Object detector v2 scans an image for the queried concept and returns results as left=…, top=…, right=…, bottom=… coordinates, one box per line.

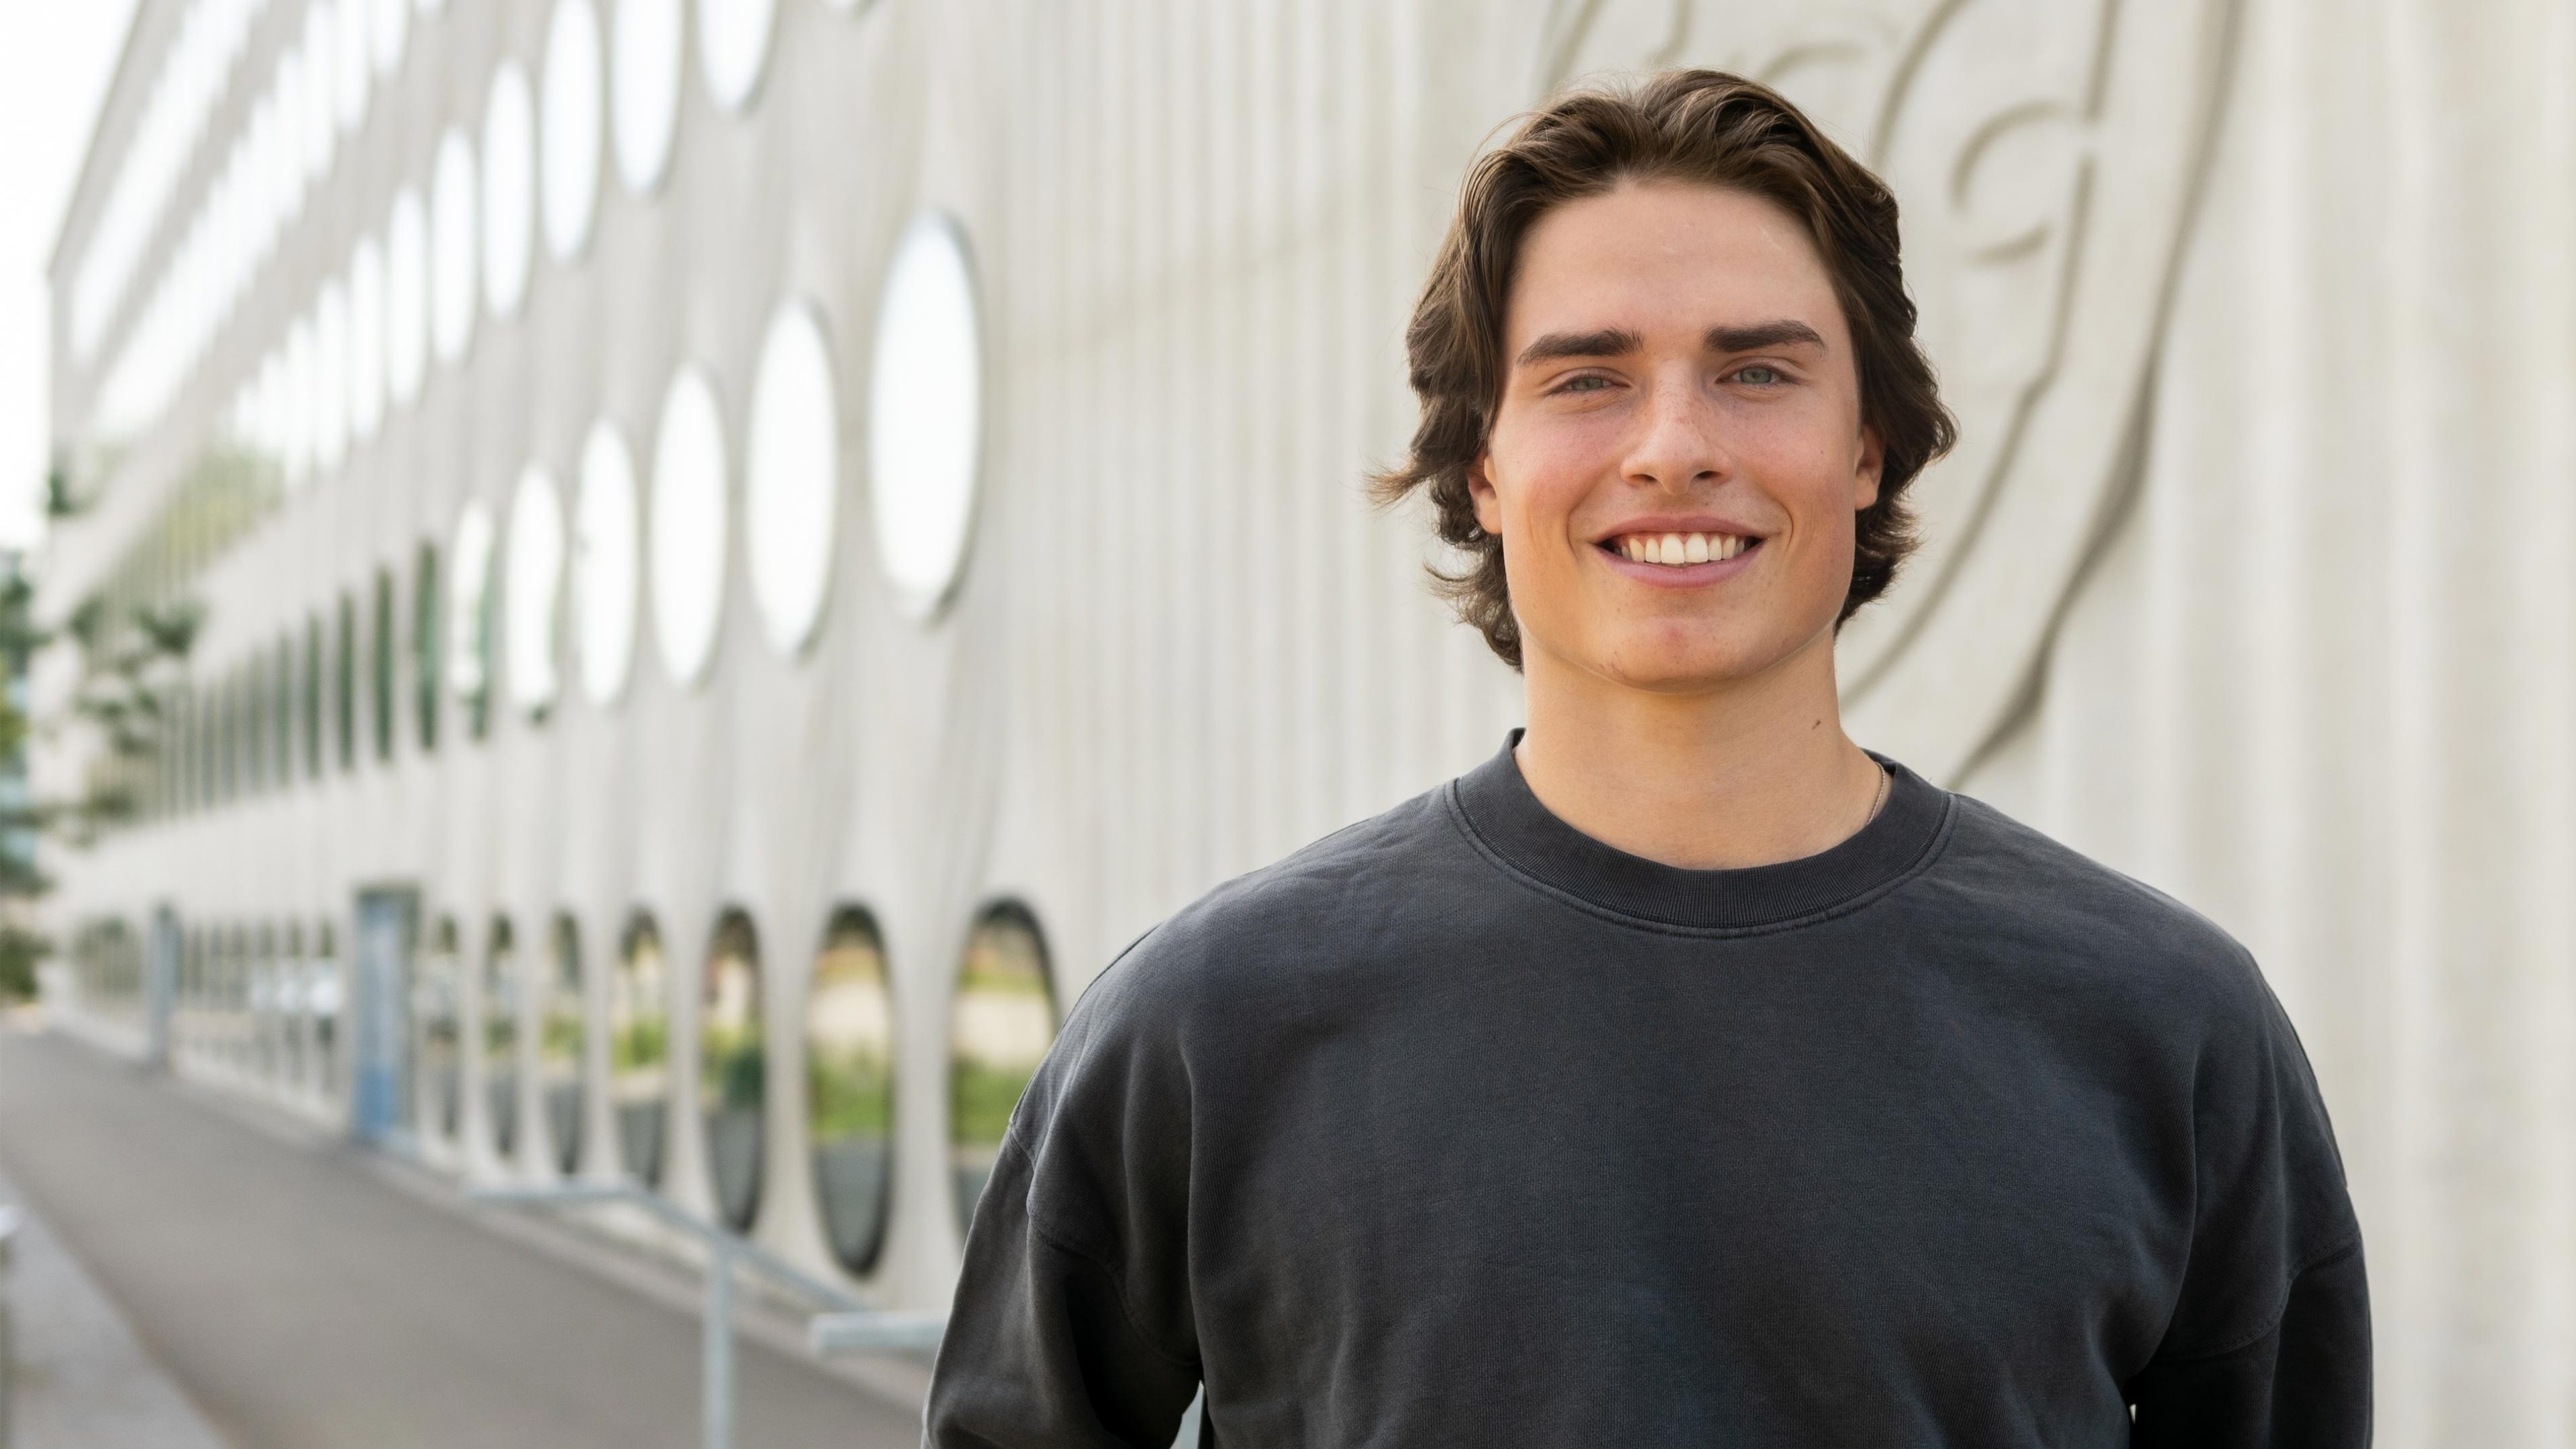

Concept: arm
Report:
left=924, top=1136, right=1201, bottom=1448
left=926, top=943, right=1205, bottom=1448
left=2129, top=963, right=2371, bottom=1447
left=2128, top=1239, right=2371, bottom=1448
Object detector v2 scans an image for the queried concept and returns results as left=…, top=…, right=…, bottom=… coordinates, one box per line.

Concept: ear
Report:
left=1851, top=423, right=1885, bottom=511
left=1469, top=449, right=1504, bottom=536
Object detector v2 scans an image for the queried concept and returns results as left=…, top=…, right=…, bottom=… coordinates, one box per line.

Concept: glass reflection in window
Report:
left=252, top=925, right=278, bottom=1079
left=543, top=916, right=585, bottom=1175
left=610, top=914, right=668, bottom=1184
left=868, top=215, right=984, bottom=618
left=696, top=0, right=775, bottom=113
left=485, top=917, right=521, bottom=1159
left=649, top=365, right=727, bottom=684
left=449, top=501, right=497, bottom=738
left=274, top=635, right=295, bottom=782
left=949, top=903, right=1056, bottom=1232
left=414, top=541, right=441, bottom=749
left=372, top=568, right=397, bottom=760
left=540, top=0, right=604, bottom=260
left=281, top=923, right=309, bottom=1088
left=610, top=0, right=682, bottom=195
left=807, top=908, right=894, bottom=1274
left=575, top=420, right=639, bottom=704
left=701, top=911, right=763, bottom=1230
left=419, top=916, right=462, bottom=1141
left=313, top=920, right=343, bottom=1101
left=481, top=62, right=537, bottom=319
left=335, top=592, right=358, bottom=769
left=506, top=464, right=566, bottom=718
left=745, top=298, right=838, bottom=653
left=305, top=614, right=326, bottom=779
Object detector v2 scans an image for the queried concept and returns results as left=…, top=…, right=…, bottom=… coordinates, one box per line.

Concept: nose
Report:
left=1620, top=364, right=1728, bottom=495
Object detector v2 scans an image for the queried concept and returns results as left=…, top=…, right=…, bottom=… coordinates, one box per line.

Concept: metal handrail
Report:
left=808, top=1307, right=949, bottom=1354
left=468, top=1181, right=945, bottom=1449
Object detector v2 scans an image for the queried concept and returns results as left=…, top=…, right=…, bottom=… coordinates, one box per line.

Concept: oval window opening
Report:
left=485, top=916, right=521, bottom=1160
left=868, top=216, right=984, bottom=619
left=313, top=921, right=343, bottom=1100
left=807, top=907, right=894, bottom=1275
left=281, top=922, right=309, bottom=1089
left=702, top=911, right=765, bottom=1230
left=506, top=464, right=567, bottom=718
left=949, top=902, right=1056, bottom=1234
left=745, top=299, right=838, bottom=654
left=420, top=916, right=463, bottom=1143
left=649, top=365, right=727, bottom=684
left=610, top=0, right=682, bottom=195
left=575, top=419, right=640, bottom=704
left=431, top=127, right=478, bottom=362
left=449, top=501, right=498, bottom=738
left=543, top=915, right=586, bottom=1175
left=696, top=0, right=776, bottom=113
left=252, top=925, right=279, bottom=1080
left=540, top=0, right=604, bottom=260
left=610, top=913, right=669, bottom=1185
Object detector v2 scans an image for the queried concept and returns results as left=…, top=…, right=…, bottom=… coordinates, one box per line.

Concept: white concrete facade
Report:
left=37, top=0, right=2571, bottom=1440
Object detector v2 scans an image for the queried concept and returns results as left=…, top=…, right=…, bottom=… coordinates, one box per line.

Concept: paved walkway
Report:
left=1, top=1156, right=225, bottom=1449
left=0, top=1029, right=924, bottom=1449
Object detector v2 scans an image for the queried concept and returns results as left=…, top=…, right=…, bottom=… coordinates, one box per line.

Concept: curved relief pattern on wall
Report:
left=1536, top=0, right=2239, bottom=782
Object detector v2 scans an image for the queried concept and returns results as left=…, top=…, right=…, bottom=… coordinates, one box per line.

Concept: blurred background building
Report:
left=25, top=0, right=2572, bottom=1444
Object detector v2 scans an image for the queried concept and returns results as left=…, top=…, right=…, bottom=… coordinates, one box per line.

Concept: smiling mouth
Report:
left=1599, top=531, right=1761, bottom=567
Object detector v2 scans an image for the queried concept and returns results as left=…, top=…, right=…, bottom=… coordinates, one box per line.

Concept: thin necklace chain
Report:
left=1864, top=761, right=1891, bottom=825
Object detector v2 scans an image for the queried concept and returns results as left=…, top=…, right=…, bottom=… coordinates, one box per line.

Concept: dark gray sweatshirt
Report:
left=926, top=734, right=2369, bottom=1447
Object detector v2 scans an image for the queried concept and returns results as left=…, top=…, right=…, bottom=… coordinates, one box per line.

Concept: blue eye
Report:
left=1558, top=376, right=1611, bottom=394
left=1733, top=365, right=1784, bottom=386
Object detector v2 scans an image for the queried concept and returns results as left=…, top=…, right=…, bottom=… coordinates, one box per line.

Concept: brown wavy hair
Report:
left=1373, top=70, right=1956, bottom=669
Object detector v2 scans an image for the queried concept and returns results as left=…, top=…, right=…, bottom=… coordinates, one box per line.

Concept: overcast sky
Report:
left=0, top=1, right=143, bottom=554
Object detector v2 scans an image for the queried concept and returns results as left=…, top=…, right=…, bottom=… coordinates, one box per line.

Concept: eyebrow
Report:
left=1514, top=328, right=1642, bottom=366
left=1706, top=320, right=1826, bottom=353
left=1513, top=320, right=1828, bottom=369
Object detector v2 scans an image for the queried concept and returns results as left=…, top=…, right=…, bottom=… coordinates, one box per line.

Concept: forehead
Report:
left=1505, top=180, right=1846, bottom=348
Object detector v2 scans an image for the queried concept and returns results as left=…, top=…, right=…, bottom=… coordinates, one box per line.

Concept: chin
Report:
left=1592, top=633, right=1778, bottom=692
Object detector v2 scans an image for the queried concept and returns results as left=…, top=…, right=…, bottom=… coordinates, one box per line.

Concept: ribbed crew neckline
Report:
left=1448, top=729, right=1952, bottom=931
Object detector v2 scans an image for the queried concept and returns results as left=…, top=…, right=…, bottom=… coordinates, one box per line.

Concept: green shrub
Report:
left=0, top=924, right=50, bottom=1002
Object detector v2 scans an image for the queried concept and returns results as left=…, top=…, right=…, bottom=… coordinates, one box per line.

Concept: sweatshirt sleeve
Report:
left=926, top=950, right=1203, bottom=1448
left=2127, top=967, right=2371, bottom=1447
left=2127, top=1242, right=2369, bottom=1448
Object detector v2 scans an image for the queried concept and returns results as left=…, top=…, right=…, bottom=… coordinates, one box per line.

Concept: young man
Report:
left=927, top=71, right=2368, bottom=1447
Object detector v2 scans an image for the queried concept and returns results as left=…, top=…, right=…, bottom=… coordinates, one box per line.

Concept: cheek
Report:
left=1490, top=419, right=1611, bottom=532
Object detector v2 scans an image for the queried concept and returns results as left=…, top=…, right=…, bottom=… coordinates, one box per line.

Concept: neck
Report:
left=1513, top=629, right=1885, bottom=870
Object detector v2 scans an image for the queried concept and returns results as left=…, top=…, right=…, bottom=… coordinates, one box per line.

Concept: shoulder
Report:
left=1056, top=782, right=1468, bottom=1038
left=1903, top=790, right=2275, bottom=1025
left=1008, top=784, right=1463, bottom=1155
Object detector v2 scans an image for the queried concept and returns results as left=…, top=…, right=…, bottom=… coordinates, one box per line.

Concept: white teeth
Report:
left=1613, top=531, right=1754, bottom=567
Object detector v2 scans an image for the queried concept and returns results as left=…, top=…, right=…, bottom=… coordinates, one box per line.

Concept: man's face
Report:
left=1472, top=180, right=1882, bottom=693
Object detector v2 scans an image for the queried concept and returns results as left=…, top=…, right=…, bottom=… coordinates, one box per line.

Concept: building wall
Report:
left=1963, top=0, right=2576, bottom=1438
